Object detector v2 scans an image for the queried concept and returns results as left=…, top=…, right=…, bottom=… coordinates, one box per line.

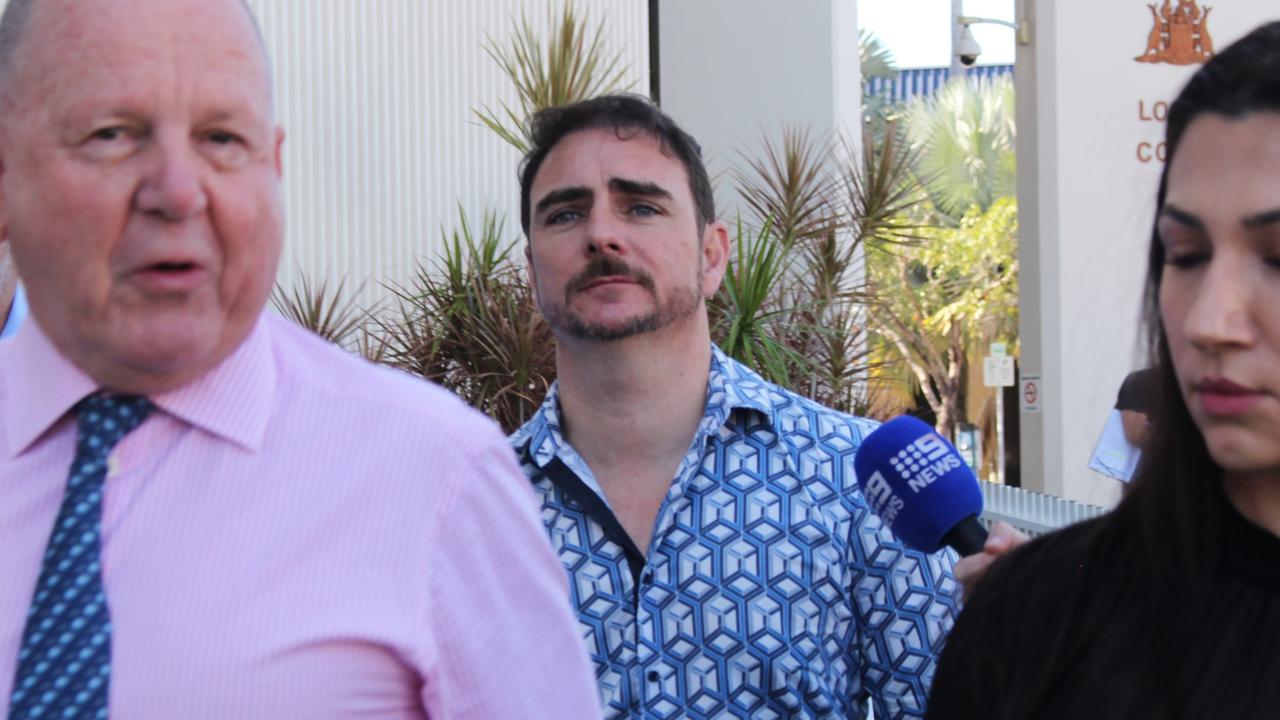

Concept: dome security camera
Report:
left=956, top=25, right=982, bottom=66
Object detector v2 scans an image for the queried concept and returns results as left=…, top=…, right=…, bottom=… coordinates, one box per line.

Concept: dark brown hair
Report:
left=517, top=93, right=716, bottom=236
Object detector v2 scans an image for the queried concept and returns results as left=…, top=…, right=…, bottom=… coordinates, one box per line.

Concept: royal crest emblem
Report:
left=1136, top=0, right=1215, bottom=64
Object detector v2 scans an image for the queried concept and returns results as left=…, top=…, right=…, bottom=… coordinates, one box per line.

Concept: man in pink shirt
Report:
left=0, top=0, right=601, bottom=718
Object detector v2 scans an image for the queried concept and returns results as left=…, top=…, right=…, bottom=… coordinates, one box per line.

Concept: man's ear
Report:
left=700, top=220, right=731, bottom=298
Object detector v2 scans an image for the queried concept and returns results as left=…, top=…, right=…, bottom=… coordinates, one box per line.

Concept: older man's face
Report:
left=0, top=0, right=284, bottom=393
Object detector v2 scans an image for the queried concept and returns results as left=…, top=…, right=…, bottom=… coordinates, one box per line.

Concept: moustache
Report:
left=566, top=255, right=657, bottom=296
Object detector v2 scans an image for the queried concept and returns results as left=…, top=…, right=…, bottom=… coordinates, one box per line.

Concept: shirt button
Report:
left=640, top=569, right=653, bottom=585
left=647, top=670, right=660, bottom=683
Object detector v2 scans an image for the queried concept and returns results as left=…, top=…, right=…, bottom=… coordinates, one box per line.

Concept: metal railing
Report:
left=977, top=481, right=1108, bottom=537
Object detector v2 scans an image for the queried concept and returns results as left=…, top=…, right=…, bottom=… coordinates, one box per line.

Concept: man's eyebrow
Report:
left=1242, top=207, right=1280, bottom=229
left=609, top=178, right=672, bottom=199
left=1160, top=204, right=1206, bottom=232
left=534, top=187, right=592, bottom=216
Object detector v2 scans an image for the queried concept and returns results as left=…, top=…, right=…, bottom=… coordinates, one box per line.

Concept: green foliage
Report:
left=474, top=1, right=631, bottom=153
left=874, top=198, right=1018, bottom=345
left=715, top=124, right=929, bottom=413
left=734, top=127, right=841, bottom=247
left=859, top=30, right=902, bottom=147
left=271, top=274, right=365, bottom=347
left=867, top=198, right=1019, bottom=435
left=369, top=208, right=555, bottom=434
left=845, top=128, right=929, bottom=250
left=855, top=74, right=1020, bottom=431
left=859, top=30, right=899, bottom=83
left=712, top=218, right=811, bottom=386
left=917, top=198, right=1019, bottom=347
left=906, top=76, right=1016, bottom=223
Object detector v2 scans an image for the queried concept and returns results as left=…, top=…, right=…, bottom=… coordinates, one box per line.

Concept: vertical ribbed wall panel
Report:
left=245, top=0, right=651, bottom=310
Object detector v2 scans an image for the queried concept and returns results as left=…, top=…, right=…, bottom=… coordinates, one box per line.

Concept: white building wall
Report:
left=244, top=0, right=650, bottom=310
left=657, top=0, right=861, bottom=223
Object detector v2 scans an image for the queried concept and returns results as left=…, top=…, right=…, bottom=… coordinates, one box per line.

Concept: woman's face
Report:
left=1159, top=111, right=1280, bottom=481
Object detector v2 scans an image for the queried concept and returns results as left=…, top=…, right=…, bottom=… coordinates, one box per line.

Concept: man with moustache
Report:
left=510, top=94, right=961, bottom=719
left=0, top=0, right=600, bottom=718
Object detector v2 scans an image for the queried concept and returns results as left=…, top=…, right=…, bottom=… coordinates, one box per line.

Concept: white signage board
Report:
left=1020, top=374, right=1041, bottom=414
left=983, top=356, right=1016, bottom=387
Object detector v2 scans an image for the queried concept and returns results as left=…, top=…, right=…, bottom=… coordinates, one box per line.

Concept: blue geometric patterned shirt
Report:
left=510, top=346, right=961, bottom=719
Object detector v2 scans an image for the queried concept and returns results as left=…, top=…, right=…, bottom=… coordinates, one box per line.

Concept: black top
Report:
left=1115, top=368, right=1159, bottom=414
left=926, top=486, right=1280, bottom=720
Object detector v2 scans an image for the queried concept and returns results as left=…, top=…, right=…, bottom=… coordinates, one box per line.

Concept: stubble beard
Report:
left=541, top=254, right=703, bottom=342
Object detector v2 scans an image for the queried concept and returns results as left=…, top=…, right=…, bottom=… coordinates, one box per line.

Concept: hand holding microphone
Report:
left=854, top=416, right=1030, bottom=595
left=853, top=415, right=989, bottom=555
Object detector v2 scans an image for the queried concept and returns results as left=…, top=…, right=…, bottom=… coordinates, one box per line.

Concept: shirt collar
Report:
left=2, top=313, right=276, bottom=459
left=705, top=344, right=776, bottom=428
left=151, top=315, right=276, bottom=453
left=511, top=343, right=778, bottom=469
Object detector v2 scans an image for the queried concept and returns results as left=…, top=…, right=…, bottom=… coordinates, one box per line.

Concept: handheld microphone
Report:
left=853, top=416, right=989, bottom=556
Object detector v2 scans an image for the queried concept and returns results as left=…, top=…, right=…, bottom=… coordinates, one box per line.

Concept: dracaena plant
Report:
left=271, top=273, right=366, bottom=348
left=474, top=1, right=631, bottom=153
left=715, top=123, right=927, bottom=414
left=369, top=208, right=555, bottom=434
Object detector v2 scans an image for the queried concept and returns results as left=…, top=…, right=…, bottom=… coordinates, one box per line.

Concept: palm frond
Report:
left=906, top=75, right=1016, bottom=221
left=271, top=273, right=365, bottom=347
left=733, top=126, right=842, bottom=248
left=713, top=217, right=813, bottom=386
left=370, top=208, right=554, bottom=434
left=859, top=29, right=899, bottom=83
left=474, top=1, right=631, bottom=152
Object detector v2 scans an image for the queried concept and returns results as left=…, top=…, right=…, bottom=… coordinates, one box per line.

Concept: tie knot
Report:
left=75, top=394, right=154, bottom=458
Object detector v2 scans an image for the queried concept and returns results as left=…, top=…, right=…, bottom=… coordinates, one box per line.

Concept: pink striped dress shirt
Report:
left=0, top=313, right=602, bottom=719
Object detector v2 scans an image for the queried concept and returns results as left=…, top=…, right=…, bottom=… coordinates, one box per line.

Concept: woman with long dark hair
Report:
left=927, top=21, right=1280, bottom=720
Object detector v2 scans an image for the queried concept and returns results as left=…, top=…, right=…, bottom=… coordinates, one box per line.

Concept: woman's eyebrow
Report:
left=1160, top=203, right=1205, bottom=231
left=1242, top=207, right=1280, bottom=229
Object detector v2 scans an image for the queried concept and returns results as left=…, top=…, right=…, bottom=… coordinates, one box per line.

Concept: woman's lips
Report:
left=1193, top=378, right=1266, bottom=417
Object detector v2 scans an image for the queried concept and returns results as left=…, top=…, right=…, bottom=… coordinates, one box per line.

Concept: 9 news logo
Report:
left=891, top=432, right=962, bottom=493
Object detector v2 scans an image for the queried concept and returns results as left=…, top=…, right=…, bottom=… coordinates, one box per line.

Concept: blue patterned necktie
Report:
left=8, top=394, right=153, bottom=720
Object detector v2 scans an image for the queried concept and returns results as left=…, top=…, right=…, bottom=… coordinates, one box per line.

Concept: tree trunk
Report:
left=933, top=344, right=965, bottom=441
